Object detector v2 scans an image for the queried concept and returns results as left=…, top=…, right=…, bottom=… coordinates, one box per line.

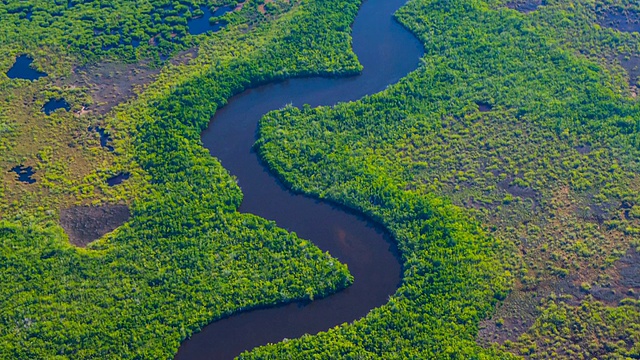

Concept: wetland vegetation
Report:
left=1, top=0, right=640, bottom=358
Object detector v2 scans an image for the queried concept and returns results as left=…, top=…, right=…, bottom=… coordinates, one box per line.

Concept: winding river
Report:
left=176, top=0, right=423, bottom=358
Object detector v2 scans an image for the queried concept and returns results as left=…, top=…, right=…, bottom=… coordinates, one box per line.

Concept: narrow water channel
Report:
left=176, top=0, right=423, bottom=358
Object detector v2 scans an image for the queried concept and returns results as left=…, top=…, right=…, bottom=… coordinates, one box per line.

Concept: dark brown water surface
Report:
left=176, top=0, right=423, bottom=358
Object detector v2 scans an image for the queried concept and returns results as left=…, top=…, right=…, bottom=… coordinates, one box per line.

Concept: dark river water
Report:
left=176, top=0, right=423, bottom=358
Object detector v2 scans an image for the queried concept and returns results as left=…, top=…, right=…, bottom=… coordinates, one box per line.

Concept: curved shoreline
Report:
left=176, top=0, right=423, bottom=358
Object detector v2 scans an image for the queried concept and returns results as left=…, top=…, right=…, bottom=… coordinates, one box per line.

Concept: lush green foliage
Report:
left=0, top=0, right=290, bottom=63
left=248, top=0, right=640, bottom=357
left=3, top=0, right=640, bottom=357
left=504, top=297, right=640, bottom=358
left=0, top=0, right=362, bottom=357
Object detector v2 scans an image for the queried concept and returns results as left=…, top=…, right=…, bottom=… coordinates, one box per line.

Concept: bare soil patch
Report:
left=590, top=247, right=640, bottom=302
left=59, top=61, right=160, bottom=115
left=600, top=9, right=640, bottom=33
left=60, top=205, right=130, bottom=247
left=57, top=49, right=198, bottom=116
left=498, top=176, right=539, bottom=208
left=480, top=248, right=640, bottom=347
left=575, top=143, right=591, bottom=155
left=478, top=275, right=581, bottom=346
left=506, top=0, right=543, bottom=14
left=477, top=288, right=539, bottom=345
left=618, top=54, right=640, bottom=88
left=170, top=48, right=199, bottom=66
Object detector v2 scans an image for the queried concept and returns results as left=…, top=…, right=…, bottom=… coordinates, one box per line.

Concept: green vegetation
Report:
left=1, top=0, right=362, bottom=357
left=503, top=297, right=640, bottom=358
left=2, top=0, right=640, bottom=357
left=0, top=0, right=295, bottom=64
left=248, top=0, right=640, bottom=357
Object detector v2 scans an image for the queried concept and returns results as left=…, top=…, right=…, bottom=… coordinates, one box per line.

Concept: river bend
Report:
left=176, top=0, right=423, bottom=358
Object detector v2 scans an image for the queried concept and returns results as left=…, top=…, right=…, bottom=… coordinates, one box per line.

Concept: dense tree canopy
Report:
left=2, top=0, right=640, bottom=357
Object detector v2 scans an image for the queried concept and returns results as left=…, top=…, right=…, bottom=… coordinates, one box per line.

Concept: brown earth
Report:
left=479, top=246, right=639, bottom=347
left=618, top=54, right=640, bottom=89
left=600, top=9, right=640, bottom=34
left=258, top=0, right=274, bottom=14
left=57, top=61, right=160, bottom=115
left=506, top=0, right=543, bottom=14
left=57, top=49, right=197, bottom=116
left=478, top=183, right=640, bottom=346
left=60, top=205, right=130, bottom=247
left=478, top=275, right=582, bottom=346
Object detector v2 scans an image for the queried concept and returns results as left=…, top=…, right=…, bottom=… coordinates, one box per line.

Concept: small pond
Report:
left=476, top=101, right=493, bottom=112
left=6, top=55, right=47, bottom=80
left=43, top=99, right=71, bottom=115
left=10, top=165, right=36, bottom=184
left=89, top=126, right=115, bottom=152
left=187, top=6, right=232, bottom=35
left=107, top=173, right=130, bottom=186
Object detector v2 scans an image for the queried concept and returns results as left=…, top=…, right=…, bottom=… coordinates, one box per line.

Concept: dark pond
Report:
left=6, top=55, right=47, bottom=80
left=107, top=173, right=130, bottom=186
left=177, top=0, right=424, bottom=358
left=187, top=6, right=233, bottom=35
left=10, top=165, right=36, bottom=184
left=89, top=126, right=115, bottom=151
left=477, top=101, right=493, bottom=112
left=43, top=98, right=71, bottom=115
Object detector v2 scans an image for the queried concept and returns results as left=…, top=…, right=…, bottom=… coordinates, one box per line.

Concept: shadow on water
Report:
left=176, top=0, right=424, bottom=359
left=187, top=6, right=233, bottom=35
left=43, top=99, right=71, bottom=115
left=6, top=55, right=47, bottom=80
